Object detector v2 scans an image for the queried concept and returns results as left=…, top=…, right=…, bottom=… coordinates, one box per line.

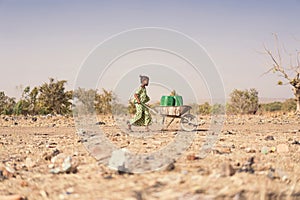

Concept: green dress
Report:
left=130, top=86, right=152, bottom=126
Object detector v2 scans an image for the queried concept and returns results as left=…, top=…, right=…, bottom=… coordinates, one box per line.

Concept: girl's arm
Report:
left=134, top=93, right=141, bottom=104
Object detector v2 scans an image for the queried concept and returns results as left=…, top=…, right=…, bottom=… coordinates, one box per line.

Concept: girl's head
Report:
left=140, top=75, right=149, bottom=86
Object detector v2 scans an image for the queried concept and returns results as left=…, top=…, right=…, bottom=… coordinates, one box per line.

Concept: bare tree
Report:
left=263, top=34, right=300, bottom=114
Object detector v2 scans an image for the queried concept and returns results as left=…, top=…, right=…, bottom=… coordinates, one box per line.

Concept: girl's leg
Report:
left=130, top=104, right=144, bottom=126
left=144, top=108, right=152, bottom=131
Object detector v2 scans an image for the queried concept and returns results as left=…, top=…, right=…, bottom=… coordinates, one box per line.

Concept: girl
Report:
left=128, top=75, right=152, bottom=131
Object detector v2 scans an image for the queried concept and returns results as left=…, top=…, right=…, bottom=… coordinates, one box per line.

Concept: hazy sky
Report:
left=1, top=0, right=300, bottom=102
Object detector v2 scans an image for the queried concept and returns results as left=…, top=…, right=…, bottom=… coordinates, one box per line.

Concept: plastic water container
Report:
left=160, top=96, right=175, bottom=106
left=174, top=96, right=183, bottom=106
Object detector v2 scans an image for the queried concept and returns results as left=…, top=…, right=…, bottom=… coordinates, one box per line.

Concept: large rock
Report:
left=276, top=144, right=289, bottom=153
left=220, top=163, right=235, bottom=177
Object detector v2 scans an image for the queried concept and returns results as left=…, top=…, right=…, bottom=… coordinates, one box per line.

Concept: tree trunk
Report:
left=296, top=94, right=300, bottom=114
left=295, top=88, right=300, bottom=114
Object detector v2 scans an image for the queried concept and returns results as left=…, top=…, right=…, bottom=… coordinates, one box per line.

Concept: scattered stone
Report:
left=261, top=146, right=269, bottom=155
left=44, top=149, right=60, bottom=160
left=269, top=146, right=276, bottom=153
left=39, top=190, right=48, bottom=198
left=46, top=142, right=57, bottom=148
left=265, top=135, right=275, bottom=141
left=281, top=175, right=289, bottom=182
left=238, top=157, right=255, bottom=174
left=25, top=157, right=36, bottom=168
left=291, top=140, right=300, bottom=145
left=276, top=144, right=289, bottom=153
left=96, top=121, right=106, bottom=125
left=267, top=168, right=276, bottom=179
left=32, top=117, right=37, bottom=122
left=245, top=147, right=256, bottom=153
left=198, top=120, right=205, bottom=126
left=0, top=195, right=26, bottom=200
left=186, top=154, right=198, bottom=161
left=220, top=163, right=235, bottom=177
left=108, top=148, right=128, bottom=172
left=165, top=162, right=175, bottom=171
left=233, top=190, right=246, bottom=200
left=213, top=147, right=232, bottom=154
left=20, top=180, right=28, bottom=187
left=181, top=170, right=188, bottom=175
left=66, top=187, right=75, bottom=195
left=133, top=191, right=143, bottom=200
left=224, top=130, right=236, bottom=135
left=267, top=168, right=290, bottom=182
left=49, top=154, right=78, bottom=174
left=0, top=170, right=5, bottom=181
left=0, top=164, right=16, bottom=179
left=222, top=147, right=232, bottom=154
left=77, top=138, right=88, bottom=143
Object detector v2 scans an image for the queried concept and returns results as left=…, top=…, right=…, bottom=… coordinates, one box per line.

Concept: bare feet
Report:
left=127, top=121, right=132, bottom=131
left=128, top=124, right=133, bottom=132
left=145, top=126, right=150, bottom=132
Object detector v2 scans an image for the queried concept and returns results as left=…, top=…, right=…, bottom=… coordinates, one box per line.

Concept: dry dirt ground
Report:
left=0, top=114, right=300, bottom=200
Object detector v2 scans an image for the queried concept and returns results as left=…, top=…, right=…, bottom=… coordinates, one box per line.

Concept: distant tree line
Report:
left=73, top=87, right=117, bottom=115
left=0, top=79, right=297, bottom=116
left=1, top=78, right=74, bottom=115
left=259, top=98, right=296, bottom=113
left=0, top=78, right=117, bottom=116
left=195, top=88, right=296, bottom=115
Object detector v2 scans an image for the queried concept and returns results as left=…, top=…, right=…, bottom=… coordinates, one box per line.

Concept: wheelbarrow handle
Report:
left=140, top=103, right=159, bottom=115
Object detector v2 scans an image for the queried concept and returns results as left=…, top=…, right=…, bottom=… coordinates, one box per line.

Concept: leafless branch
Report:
left=273, top=33, right=282, bottom=67
left=263, top=45, right=292, bottom=82
left=297, top=51, right=300, bottom=70
left=261, top=67, right=275, bottom=77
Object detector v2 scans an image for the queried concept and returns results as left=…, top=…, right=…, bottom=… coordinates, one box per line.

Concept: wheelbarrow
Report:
left=141, top=103, right=198, bottom=131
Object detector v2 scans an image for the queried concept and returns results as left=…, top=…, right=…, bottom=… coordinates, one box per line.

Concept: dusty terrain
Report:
left=0, top=114, right=300, bottom=200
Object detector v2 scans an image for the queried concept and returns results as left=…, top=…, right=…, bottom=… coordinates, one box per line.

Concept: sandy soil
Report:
left=0, top=114, right=299, bottom=200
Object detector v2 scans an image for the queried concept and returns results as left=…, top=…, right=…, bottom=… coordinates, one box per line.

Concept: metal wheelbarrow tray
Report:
left=155, top=105, right=198, bottom=131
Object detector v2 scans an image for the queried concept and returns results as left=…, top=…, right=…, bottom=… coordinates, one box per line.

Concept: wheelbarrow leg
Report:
left=165, top=117, right=175, bottom=129
left=161, top=116, right=166, bottom=130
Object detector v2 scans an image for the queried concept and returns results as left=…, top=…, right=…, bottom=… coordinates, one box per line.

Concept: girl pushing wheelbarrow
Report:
left=128, top=75, right=152, bottom=131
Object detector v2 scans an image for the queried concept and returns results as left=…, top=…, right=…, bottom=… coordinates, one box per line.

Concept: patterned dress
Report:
left=130, top=86, right=152, bottom=126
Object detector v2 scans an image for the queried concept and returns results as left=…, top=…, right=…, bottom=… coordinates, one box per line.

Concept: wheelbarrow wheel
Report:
left=180, top=114, right=197, bottom=131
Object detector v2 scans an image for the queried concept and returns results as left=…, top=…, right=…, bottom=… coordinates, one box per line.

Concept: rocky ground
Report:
left=0, top=114, right=299, bottom=200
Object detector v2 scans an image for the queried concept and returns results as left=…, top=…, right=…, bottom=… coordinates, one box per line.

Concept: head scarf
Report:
left=140, top=75, right=149, bottom=83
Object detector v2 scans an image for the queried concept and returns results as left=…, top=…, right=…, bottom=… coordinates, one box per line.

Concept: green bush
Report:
left=74, top=88, right=116, bottom=115
left=227, top=88, right=259, bottom=114
left=260, top=98, right=296, bottom=113
left=211, top=103, right=225, bottom=114
left=0, top=91, right=16, bottom=115
left=282, top=98, right=296, bottom=112
left=198, top=102, right=211, bottom=115
left=38, top=78, right=72, bottom=115
left=262, top=102, right=282, bottom=112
